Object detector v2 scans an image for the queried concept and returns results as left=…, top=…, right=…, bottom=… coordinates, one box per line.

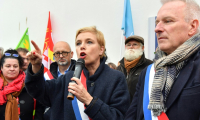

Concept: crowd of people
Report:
left=0, top=0, right=200, bottom=120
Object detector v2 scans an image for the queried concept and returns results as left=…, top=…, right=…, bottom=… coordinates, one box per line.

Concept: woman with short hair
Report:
left=25, top=26, right=130, bottom=120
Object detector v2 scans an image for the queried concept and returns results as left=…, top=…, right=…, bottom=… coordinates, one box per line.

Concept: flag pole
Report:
left=120, top=31, right=124, bottom=59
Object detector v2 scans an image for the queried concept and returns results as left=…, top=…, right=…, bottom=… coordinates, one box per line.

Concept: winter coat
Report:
left=0, top=87, right=45, bottom=120
left=25, top=57, right=130, bottom=120
left=117, top=53, right=152, bottom=101
left=125, top=48, right=200, bottom=120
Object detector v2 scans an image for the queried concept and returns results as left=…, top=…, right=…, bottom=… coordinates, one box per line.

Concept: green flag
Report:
left=16, top=28, right=31, bottom=51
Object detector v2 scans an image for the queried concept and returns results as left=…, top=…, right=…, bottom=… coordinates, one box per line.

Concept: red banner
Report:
left=42, top=11, right=54, bottom=73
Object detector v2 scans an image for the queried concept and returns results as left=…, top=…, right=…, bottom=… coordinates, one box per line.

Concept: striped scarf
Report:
left=148, top=33, right=200, bottom=116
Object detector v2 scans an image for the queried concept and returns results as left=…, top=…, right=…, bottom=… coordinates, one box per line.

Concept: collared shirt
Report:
left=57, top=63, right=71, bottom=77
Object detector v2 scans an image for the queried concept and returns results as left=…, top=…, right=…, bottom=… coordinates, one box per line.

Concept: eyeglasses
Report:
left=53, top=51, right=71, bottom=58
left=126, top=43, right=140, bottom=48
left=4, top=53, right=19, bottom=57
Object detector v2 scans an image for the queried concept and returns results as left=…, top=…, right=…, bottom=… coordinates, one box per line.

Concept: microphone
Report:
left=67, top=58, right=85, bottom=100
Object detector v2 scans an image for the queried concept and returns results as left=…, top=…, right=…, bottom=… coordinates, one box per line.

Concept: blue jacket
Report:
left=125, top=48, right=200, bottom=120
left=25, top=57, right=130, bottom=120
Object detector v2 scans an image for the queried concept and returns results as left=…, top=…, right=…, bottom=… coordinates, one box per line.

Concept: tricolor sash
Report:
left=72, top=71, right=91, bottom=120
left=44, top=70, right=54, bottom=80
left=143, top=64, right=169, bottom=120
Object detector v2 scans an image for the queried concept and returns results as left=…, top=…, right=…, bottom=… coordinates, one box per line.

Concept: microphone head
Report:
left=76, top=58, right=85, bottom=66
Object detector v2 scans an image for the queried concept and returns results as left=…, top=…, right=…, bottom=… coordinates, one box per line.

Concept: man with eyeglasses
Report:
left=16, top=48, right=30, bottom=73
left=50, top=41, right=76, bottom=79
left=44, top=41, right=76, bottom=120
left=117, top=35, right=152, bottom=101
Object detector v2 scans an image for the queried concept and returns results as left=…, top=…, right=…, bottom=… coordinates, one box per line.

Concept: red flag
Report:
left=42, top=11, right=54, bottom=73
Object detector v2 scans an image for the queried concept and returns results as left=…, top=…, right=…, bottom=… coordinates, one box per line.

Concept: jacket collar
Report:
left=83, top=57, right=107, bottom=81
left=50, top=59, right=76, bottom=78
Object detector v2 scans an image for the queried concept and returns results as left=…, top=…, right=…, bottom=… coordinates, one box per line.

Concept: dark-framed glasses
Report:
left=53, top=51, right=71, bottom=58
left=4, top=53, right=19, bottom=57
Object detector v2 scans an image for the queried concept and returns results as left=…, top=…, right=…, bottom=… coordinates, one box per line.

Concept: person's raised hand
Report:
left=26, top=40, right=42, bottom=73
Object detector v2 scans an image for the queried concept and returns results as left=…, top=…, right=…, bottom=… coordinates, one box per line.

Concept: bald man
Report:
left=50, top=41, right=76, bottom=79
left=44, top=41, right=76, bottom=120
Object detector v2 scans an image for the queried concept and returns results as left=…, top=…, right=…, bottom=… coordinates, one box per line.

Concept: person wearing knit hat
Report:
left=117, top=35, right=152, bottom=101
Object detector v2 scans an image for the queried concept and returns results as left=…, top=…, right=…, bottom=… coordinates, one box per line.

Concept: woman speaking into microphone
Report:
left=25, top=26, right=130, bottom=120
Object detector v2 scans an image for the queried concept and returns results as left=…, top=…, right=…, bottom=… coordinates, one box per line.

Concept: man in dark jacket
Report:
left=117, top=35, right=152, bottom=101
left=50, top=41, right=76, bottom=79
left=44, top=41, right=76, bottom=120
left=125, top=0, right=200, bottom=120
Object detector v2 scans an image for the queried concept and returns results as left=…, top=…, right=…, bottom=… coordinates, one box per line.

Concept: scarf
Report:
left=143, top=64, right=169, bottom=120
left=148, top=33, right=200, bottom=116
left=124, top=56, right=141, bottom=73
left=0, top=70, right=25, bottom=120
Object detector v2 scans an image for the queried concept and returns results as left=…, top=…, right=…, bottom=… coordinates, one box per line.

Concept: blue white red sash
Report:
left=72, top=71, right=91, bottom=120
left=143, top=64, right=169, bottom=120
left=44, top=70, right=54, bottom=80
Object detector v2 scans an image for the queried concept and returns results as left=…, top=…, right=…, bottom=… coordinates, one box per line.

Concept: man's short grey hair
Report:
left=0, top=47, right=4, bottom=56
left=140, top=43, right=144, bottom=48
left=161, top=0, right=200, bottom=32
left=16, top=47, right=29, bottom=54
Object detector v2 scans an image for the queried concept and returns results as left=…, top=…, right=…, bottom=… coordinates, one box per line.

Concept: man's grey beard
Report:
left=57, top=58, right=68, bottom=66
left=124, top=47, right=143, bottom=61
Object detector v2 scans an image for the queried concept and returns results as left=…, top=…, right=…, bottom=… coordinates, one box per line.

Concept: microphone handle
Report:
left=67, top=62, right=83, bottom=100
left=67, top=81, right=76, bottom=100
